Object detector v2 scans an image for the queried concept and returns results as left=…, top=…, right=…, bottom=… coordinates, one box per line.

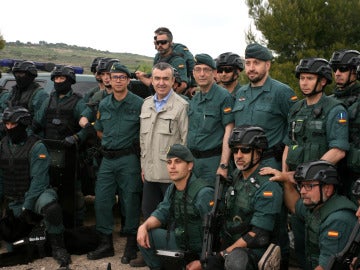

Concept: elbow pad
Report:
left=242, top=226, right=270, bottom=248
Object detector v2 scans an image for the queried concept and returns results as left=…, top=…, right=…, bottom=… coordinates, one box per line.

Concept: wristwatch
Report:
left=219, top=163, right=229, bottom=170
left=222, top=249, right=229, bottom=258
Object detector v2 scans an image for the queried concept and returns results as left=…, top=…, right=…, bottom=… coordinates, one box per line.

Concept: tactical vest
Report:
left=0, top=135, right=39, bottom=199
left=170, top=178, right=211, bottom=253
left=286, top=96, right=342, bottom=170
left=305, top=194, right=356, bottom=269
left=224, top=171, right=269, bottom=243
left=9, top=82, right=42, bottom=116
left=333, top=82, right=360, bottom=108
left=347, top=101, right=360, bottom=172
left=44, top=92, right=81, bottom=140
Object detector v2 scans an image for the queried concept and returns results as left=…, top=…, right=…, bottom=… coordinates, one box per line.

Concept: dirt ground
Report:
left=0, top=196, right=148, bottom=270
left=0, top=196, right=302, bottom=270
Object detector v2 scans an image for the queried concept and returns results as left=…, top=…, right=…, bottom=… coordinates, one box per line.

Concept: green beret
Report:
left=194, top=54, right=216, bottom=69
left=245, top=43, right=273, bottom=61
left=167, top=144, right=194, bottom=162
left=110, top=62, right=131, bottom=77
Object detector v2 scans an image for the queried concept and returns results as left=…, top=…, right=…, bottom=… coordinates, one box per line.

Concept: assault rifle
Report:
left=200, top=174, right=230, bottom=269
left=325, top=222, right=360, bottom=269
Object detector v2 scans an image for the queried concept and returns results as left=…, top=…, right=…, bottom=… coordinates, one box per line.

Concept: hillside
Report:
left=0, top=41, right=153, bottom=74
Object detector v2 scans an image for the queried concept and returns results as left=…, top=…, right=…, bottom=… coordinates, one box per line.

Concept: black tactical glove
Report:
left=203, top=253, right=225, bottom=270
left=63, top=135, right=79, bottom=148
left=19, top=208, right=42, bottom=225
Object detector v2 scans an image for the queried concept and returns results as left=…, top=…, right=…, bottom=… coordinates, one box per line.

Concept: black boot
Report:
left=87, top=232, right=114, bottom=260
left=49, top=233, right=71, bottom=267
left=121, top=234, right=138, bottom=264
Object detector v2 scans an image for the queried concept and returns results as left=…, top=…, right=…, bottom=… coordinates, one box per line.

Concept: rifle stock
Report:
left=200, top=174, right=229, bottom=268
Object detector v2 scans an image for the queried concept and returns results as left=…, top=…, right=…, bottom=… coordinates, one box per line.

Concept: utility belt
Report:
left=190, top=146, right=222, bottom=159
left=262, top=143, right=285, bottom=162
left=100, top=146, right=135, bottom=159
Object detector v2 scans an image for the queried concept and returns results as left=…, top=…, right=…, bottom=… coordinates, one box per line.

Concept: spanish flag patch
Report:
left=224, top=107, right=232, bottom=113
left=327, top=231, right=339, bottom=238
left=178, top=64, right=185, bottom=69
left=291, top=96, right=298, bottom=101
left=39, top=154, right=46, bottom=159
left=263, top=191, right=273, bottom=197
left=96, top=111, right=101, bottom=120
left=337, top=112, right=347, bottom=124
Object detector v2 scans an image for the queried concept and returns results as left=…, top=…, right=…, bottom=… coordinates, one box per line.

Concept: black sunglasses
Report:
left=217, top=67, right=234, bottom=73
left=231, top=146, right=252, bottom=154
left=332, top=65, right=350, bottom=73
left=155, top=40, right=169, bottom=45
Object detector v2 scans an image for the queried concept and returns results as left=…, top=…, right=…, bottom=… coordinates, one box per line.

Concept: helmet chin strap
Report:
left=221, top=72, right=238, bottom=86
left=302, top=77, right=323, bottom=97
left=242, top=149, right=261, bottom=171
left=339, top=70, right=356, bottom=89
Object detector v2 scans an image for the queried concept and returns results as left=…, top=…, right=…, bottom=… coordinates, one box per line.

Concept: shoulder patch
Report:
left=224, top=107, right=232, bottom=113
left=178, top=64, right=185, bottom=69
left=291, top=96, right=298, bottom=101
left=263, top=191, right=273, bottom=197
left=39, top=154, right=46, bottom=159
left=327, top=230, right=339, bottom=238
left=96, top=111, right=101, bottom=120
left=337, top=111, right=347, bottom=124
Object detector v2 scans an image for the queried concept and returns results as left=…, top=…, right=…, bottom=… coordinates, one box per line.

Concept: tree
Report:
left=0, top=32, right=5, bottom=51
left=245, top=0, right=360, bottom=93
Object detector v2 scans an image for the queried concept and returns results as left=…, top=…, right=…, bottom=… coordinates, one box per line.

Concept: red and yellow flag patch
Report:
left=263, top=191, right=273, bottom=197
left=224, top=107, right=232, bottom=113
left=39, top=154, right=46, bottom=159
left=327, top=230, right=339, bottom=238
left=291, top=96, right=298, bottom=101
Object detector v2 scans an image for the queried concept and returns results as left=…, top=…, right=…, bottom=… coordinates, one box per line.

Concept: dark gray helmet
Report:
left=12, top=60, right=38, bottom=77
left=329, top=49, right=360, bottom=69
left=352, top=179, right=360, bottom=199
left=97, top=58, right=120, bottom=73
left=228, top=125, right=268, bottom=149
left=51, top=65, right=76, bottom=84
left=2, top=106, right=32, bottom=126
left=216, top=52, right=244, bottom=71
left=294, top=160, right=339, bottom=185
left=295, top=58, right=333, bottom=84
left=90, top=57, right=104, bottom=73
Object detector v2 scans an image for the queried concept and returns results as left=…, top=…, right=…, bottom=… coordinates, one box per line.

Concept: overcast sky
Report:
left=0, top=0, right=254, bottom=58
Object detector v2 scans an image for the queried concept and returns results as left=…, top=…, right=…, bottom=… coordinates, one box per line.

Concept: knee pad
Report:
left=42, top=201, right=63, bottom=226
left=225, top=248, right=249, bottom=270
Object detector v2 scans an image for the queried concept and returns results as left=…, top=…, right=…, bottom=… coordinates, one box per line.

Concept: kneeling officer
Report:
left=0, top=106, right=71, bottom=267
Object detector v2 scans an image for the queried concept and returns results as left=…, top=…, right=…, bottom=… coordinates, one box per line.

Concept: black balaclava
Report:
left=54, top=79, right=72, bottom=95
left=6, top=123, right=28, bottom=144
left=15, top=74, right=35, bottom=90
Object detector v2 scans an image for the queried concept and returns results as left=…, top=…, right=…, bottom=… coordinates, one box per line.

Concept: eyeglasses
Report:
left=155, top=40, right=169, bottom=45
left=296, top=183, right=320, bottom=191
left=217, top=67, right=234, bottom=73
left=231, top=146, right=252, bottom=154
left=111, top=75, right=128, bottom=81
left=332, top=65, right=350, bottom=73
left=193, top=67, right=213, bottom=74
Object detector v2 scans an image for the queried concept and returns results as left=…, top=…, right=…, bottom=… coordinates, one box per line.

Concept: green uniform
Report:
left=222, top=164, right=283, bottom=267
left=0, top=137, right=63, bottom=234
left=81, top=89, right=110, bottom=123
left=230, top=82, right=242, bottom=99
left=295, top=194, right=357, bottom=269
left=94, top=91, right=143, bottom=235
left=139, top=174, right=214, bottom=269
left=285, top=94, right=349, bottom=171
left=187, top=83, right=234, bottom=183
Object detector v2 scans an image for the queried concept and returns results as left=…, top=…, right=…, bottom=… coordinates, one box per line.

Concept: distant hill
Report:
left=0, top=41, right=153, bottom=74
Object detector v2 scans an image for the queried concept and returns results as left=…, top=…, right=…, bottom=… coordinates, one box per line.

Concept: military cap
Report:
left=245, top=43, right=273, bottom=61
left=110, top=62, right=131, bottom=77
left=194, top=54, right=216, bottom=69
left=167, top=144, right=194, bottom=162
